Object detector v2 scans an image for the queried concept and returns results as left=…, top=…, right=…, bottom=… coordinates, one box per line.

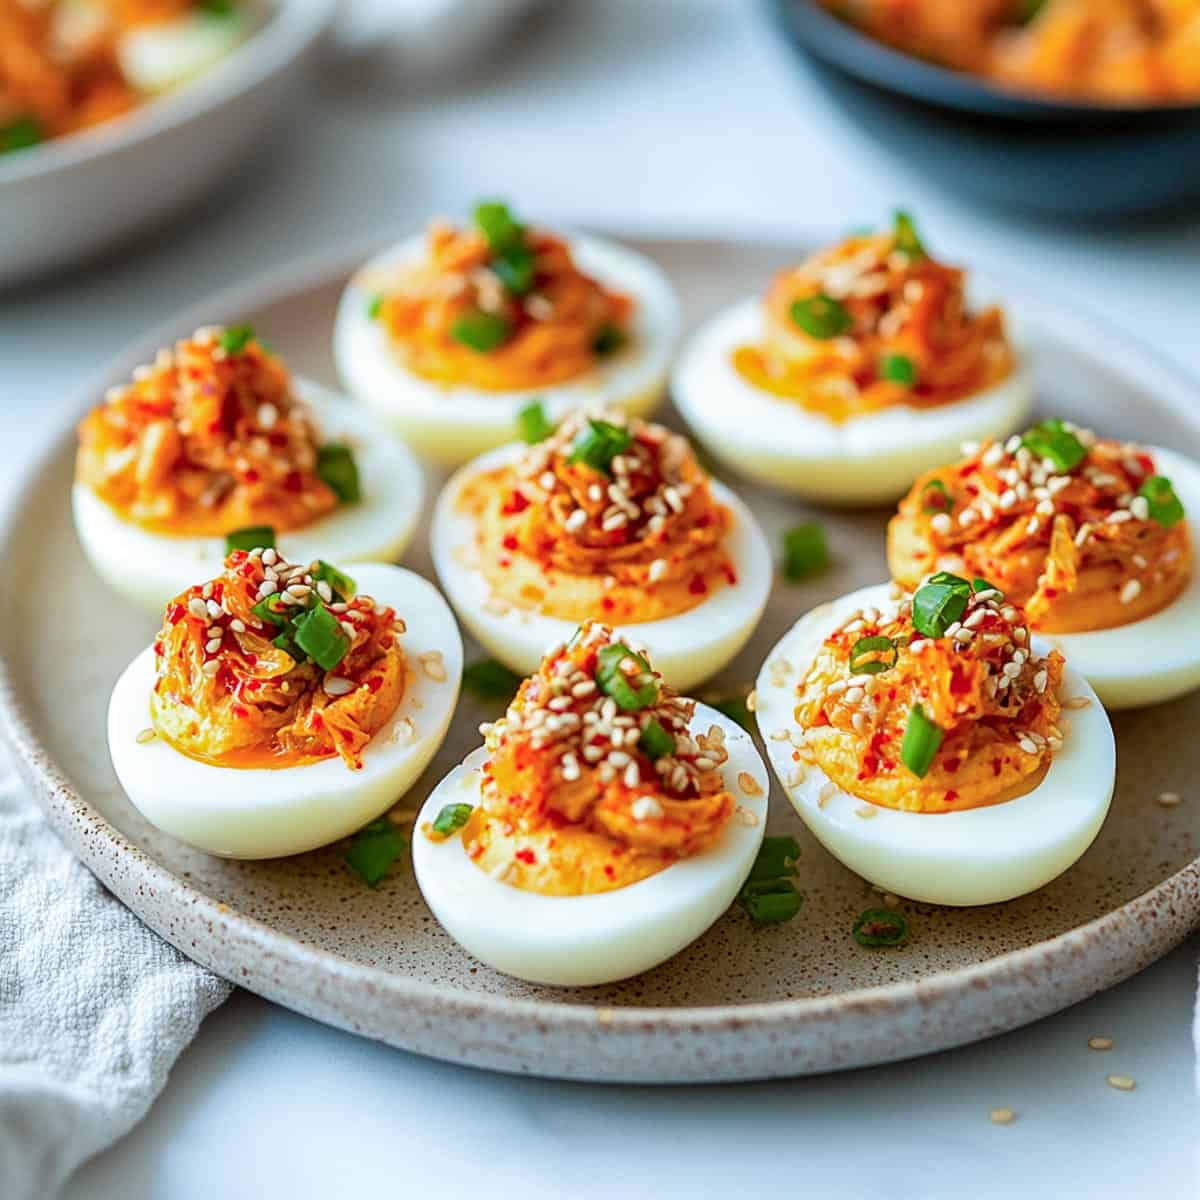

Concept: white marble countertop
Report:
left=2, top=1, right=1197, bottom=1195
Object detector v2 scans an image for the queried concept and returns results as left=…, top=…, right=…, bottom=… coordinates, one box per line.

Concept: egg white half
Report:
left=74, top=380, right=425, bottom=614
left=117, top=6, right=250, bottom=94
left=755, top=583, right=1115, bottom=907
left=411, top=704, right=768, bottom=987
left=333, top=233, right=681, bottom=465
left=1042, top=446, right=1200, bottom=710
left=429, top=443, right=773, bottom=691
left=107, top=564, right=462, bottom=860
left=673, top=289, right=1033, bottom=505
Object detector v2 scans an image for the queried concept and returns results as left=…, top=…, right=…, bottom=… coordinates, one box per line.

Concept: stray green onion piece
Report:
left=367, top=293, right=385, bottom=320
left=782, top=523, right=830, bottom=581
left=473, top=200, right=523, bottom=254
left=218, top=324, right=255, bottom=356
left=450, top=309, right=511, bottom=353
left=225, top=525, right=275, bottom=553
left=1021, top=418, right=1086, bottom=473
left=739, top=837, right=803, bottom=926
left=893, top=210, right=926, bottom=259
left=312, top=560, right=357, bottom=601
left=516, top=399, right=555, bottom=444
left=432, top=803, right=474, bottom=837
left=747, top=835, right=801, bottom=883
left=713, top=695, right=754, bottom=733
left=920, top=478, right=952, bottom=514
left=789, top=293, right=853, bottom=340
left=1138, top=475, right=1185, bottom=528
left=849, top=635, right=897, bottom=676
left=568, top=418, right=633, bottom=475
left=594, top=643, right=658, bottom=712
left=344, top=819, right=405, bottom=888
left=591, top=324, right=625, bottom=356
left=462, top=659, right=522, bottom=702
left=880, top=353, right=917, bottom=386
left=316, top=443, right=362, bottom=504
left=0, top=115, right=42, bottom=154
left=638, top=717, right=675, bottom=760
left=853, top=907, right=909, bottom=948
left=900, top=705, right=943, bottom=778
left=292, top=604, right=350, bottom=672
left=911, top=572, right=971, bottom=638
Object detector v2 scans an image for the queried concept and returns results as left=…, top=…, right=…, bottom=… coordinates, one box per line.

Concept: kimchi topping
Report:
left=150, top=550, right=406, bottom=770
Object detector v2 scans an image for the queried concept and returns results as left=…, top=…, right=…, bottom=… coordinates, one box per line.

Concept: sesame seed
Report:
left=1106, top=1075, right=1136, bottom=1092
left=931, top=513, right=952, bottom=534
left=1130, top=496, right=1150, bottom=521
left=990, top=1109, right=1016, bottom=1126
left=187, top=597, right=209, bottom=619
left=1018, top=737, right=1038, bottom=755
left=623, top=762, right=641, bottom=789
left=737, top=772, right=762, bottom=797
left=201, top=660, right=220, bottom=677
left=419, top=651, right=447, bottom=682
left=1157, top=791, right=1182, bottom=808
left=854, top=805, right=877, bottom=819
left=746, top=689, right=757, bottom=712
left=565, top=508, right=587, bottom=533
left=323, top=676, right=355, bottom=697
left=135, top=727, right=156, bottom=744
left=1120, top=579, right=1142, bottom=605
left=1106, top=509, right=1133, bottom=524
left=1064, top=695, right=1092, bottom=710
left=1088, top=1036, right=1114, bottom=1051
left=205, top=637, right=223, bottom=654
left=648, top=558, right=668, bottom=583
left=818, top=780, right=838, bottom=807
left=539, top=471, right=556, bottom=490
left=631, top=796, right=663, bottom=821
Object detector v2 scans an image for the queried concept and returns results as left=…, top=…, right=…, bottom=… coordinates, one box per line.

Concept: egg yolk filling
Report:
left=889, top=421, right=1193, bottom=634
left=76, top=325, right=347, bottom=537
left=371, top=202, right=634, bottom=391
left=458, top=411, right=735, bottom=623
left=733, top=212, right=1013, bottom=423
left=451, top=621, right=735, bottom=895
left=150, top=550, right=406, bottom=770
left=792, top=576, right=1066, bottom=813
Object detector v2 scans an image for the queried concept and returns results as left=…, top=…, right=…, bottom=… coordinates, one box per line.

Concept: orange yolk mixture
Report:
left=456, top=621, right=735, bottom=895
left=733, top=213, right=1013, bottom=423
left=373, top=204, right=634, bottom=392
left=820, top=0, right=1200, bottom=107
left=458, top=411, right=735, bottom=624
left=76, top=326, right=341, bottom=537
left=888, top=422, right=1193, bottom=633
left=793, top=580, right=1065, bottom=813
left=150, top=550, right=405, bottom=770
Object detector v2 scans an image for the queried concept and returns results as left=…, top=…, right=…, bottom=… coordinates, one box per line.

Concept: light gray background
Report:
left=2, top=2, right=1196, bottom=1196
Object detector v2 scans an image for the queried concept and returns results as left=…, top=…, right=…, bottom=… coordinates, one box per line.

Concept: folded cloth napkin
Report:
left=0, top=747, right=229, bottom=1200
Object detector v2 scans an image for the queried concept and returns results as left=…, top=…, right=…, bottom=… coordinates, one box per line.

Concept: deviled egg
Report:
left=888, top=420, right=1200, bottom=708
left=755, top=577, right=1114, bottom=907
left=108, top=550, right=462, bottom=859
left=430, top=407, right=772, bottom=691
left=74, top=325, right=423, bottom=613
left=334, top=201, right=680, bottom=464
left=673, top=213, right=1032, bottom=504
left=412, top=621, right=768, bottom=986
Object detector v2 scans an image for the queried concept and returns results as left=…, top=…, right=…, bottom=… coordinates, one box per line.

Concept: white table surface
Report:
left=2, top=1, right=1197, bottom=1196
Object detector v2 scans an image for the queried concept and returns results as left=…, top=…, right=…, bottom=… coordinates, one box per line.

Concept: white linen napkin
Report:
left=0, top=746, right=229, bottom=1200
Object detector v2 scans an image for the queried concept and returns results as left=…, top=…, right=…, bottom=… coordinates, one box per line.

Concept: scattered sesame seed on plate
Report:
left=735, top=805, right=760, bottom=827
left=1088, top=1036, right=1114, bottom=1051
left=737, top=771, right=762, bottom=797
left=989, top=1108, right=1016, bottom=1126
left=1157, top=791, right=1181, bottom=808
left=135, top=728, right=156, bottom=744
left=1106, top=1074, right=1136, bottom=1092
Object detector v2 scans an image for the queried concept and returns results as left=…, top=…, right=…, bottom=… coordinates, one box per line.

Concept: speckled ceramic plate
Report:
left=2, top=235, right=1198, bottom=1083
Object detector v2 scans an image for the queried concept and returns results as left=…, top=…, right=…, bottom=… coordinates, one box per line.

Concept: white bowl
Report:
left=0, top=0, right=336, bottom=290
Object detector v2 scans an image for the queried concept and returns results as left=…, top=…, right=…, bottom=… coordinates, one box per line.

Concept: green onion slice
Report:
left=0, top=115, right=42, bottom=154
left=747, top=835, right=801, bottom=883
left=568, top=418, right=633, bottom=475
left=450, top=310, right=511, bottom=353
left=312, top=560, right=356, bottom=601
left=789, top=293, right=853, bottom=340
left=900, top=705, right=943, bottom=778
left=463, top=659, right=522, bottom=702
left=344, top=819, right=405, bottom=887
left=251, top=595, right=289, bottom=629
left=849, top=635, right=897, bottom=676
left=224, top=525, right=275, bottom=553
left=591, top=324, right=626, bottom=356
left=292, top=604, right=350, bottom=672
left=880, top=353, right=917, bottom=386
left=853, top=907, right=909, bottom=948
left=367, top=293, right=385, bottom=320
left=1021, top=418, right=1086, bottom=473
left=594, top=643, right=658, bottom=712
left=1138, top=475, right=1185, bottom=528
left=713, top=695, right=754, bottom=732
left=316, top=443, right=362, bottom=504
left=218, top=324, right=255, bottom=355
left=494, top=245, right=536, bottom=295
left=516, top=399, right=554, bottom=444
left=972, top=576, right=1001, bottom=596
left=739, top=878, right=804, bottom=926
left=638, top=717, right=675, bottom=760
left=1019, top=0, right=1047, bottom=23
left=782, top=523, right=830, bottom=581
left=473, top=200, right=523, bottom=254
left=911, top=574, right=971, bottom=638
left=920, top=479, right=952, bottom=514
left=893, top=210, right=926, bottom=259
left=432, top=803, right=474, bottom=837
left=272, top=629, right=302, bottom=660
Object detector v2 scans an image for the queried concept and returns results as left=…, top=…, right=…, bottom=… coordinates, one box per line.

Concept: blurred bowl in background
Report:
left=0, top=0, right=337, bottom=291
left=767, top=0, right=1200, bottom=220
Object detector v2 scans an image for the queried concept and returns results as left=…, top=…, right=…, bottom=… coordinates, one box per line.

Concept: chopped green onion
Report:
left=849, top=635, right=897, bottom=676
left=972, top=576, right=1001, bottom=596
left=893, top=210, right=926, bottom=259
left=450, top=309, right=511, bottom=353
left=224, top=525, right=275, bottom=553
left=199, top=0, right=236, bottom=14
left=494, top=245, right=536, bottom=295
left=591, top=324, right=626, bottom=356
left=432, top=803, right=473, bottom=837
left=1138, top=475, right=1185, bottom=528
left=594, top=643, right=658, bottom=712
left=713, top=695, right=755, bottom=732
left=218, top=324, right=255, bottom=355
left=516, top=399, right=554, bottom=444
left=0, top=115, right=42, bottom=154
left=316, top=443, right=361, bottom=504
left=789, top=294, right=853, bottom=340
left=1019, top=0, right=1047, bottom=23
left=463, top=659, right=522, bottom=702
left=568, top=418, right=633, bottom=475
left=344, top=819, right=405, bottom=887
left=272, top=629, right=302, bottom=660
left=853, top=907, right=909, bottom=948
left=747, top=835, right=801, bottom=883
left=638, top=717, right=675, bottom=760
left=367, top=293, right=385, bottom=320
left=782, top=523, right=830, bottom=581
left=1021, top=418, right=1086, bottom=473
left=900, top=705, right=943, bottom=778
left=920, top=479, right=952, bottom=514
left=251, top=595, right=289, bottom=629
left=473, top=200, right=523, bottom=254
left=742, top=882, right=803, bottom=925
left=292, top=605, right=350, bottom=672
left=911, top=574, right=971, bottom=638
left=880, top=353, right=917, bottom=386
left=312, top=560, right=356, bottom=601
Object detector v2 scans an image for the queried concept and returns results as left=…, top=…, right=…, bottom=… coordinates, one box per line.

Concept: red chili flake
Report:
left=233, top=705, right=248, bottom=719
left=949, top=667, right=972, bottom=696
left=243, top=468, right=260, bottom=484
left=167, top=603, right=184, bottom=625
left=502, top=534, right=519, bottom=552
left=283, top=470, right=304, bottom=494
left=944, top=789, right=959, bottom=805
left=366, top=676, right=383, bottom=693
left=227, top=550, right=248, bottom=567
left=268, top=432, right=289, bottom=449
left=243, top=653, right=257, bottom=666
left=965, top=482, right=979, bottom=496
left=245, top=679, right=262, bottom=692
left=945, top=756, right=962, bottom=774
left=991, top=757, right=1003, bottom=777
left=1044, top=587, right=1058, bottom=598
left=858, top=754, right=879, bottom=780
left=601, top=596, right=615, bottom=611
left=501, top=489, right=530, bottom=515
left=603, top=864, right=616, bottom=879
left=497, top=557, right=511, bottom=569
left=1136, top=452, right=1155, bottom=475
left=515, top=848, right=536, bottom=865
left=688, top=575, right=708, bottom=596
left=959, top=461, right=979, bottom=476
left=722, top=564, right=738, bottom=586
left=312, top=713, right=324, bottom=729
left=152, top=640, right=163, bottom=656
left=695, top=512, right=712, bottom=529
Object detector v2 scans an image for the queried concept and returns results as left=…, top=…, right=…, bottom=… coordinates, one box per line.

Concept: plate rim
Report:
left=4, top=228, right=1199, bottom=1039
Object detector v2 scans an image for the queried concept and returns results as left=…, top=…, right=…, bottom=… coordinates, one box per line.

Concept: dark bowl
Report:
left=767, top=0, right=1200, bottom=220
